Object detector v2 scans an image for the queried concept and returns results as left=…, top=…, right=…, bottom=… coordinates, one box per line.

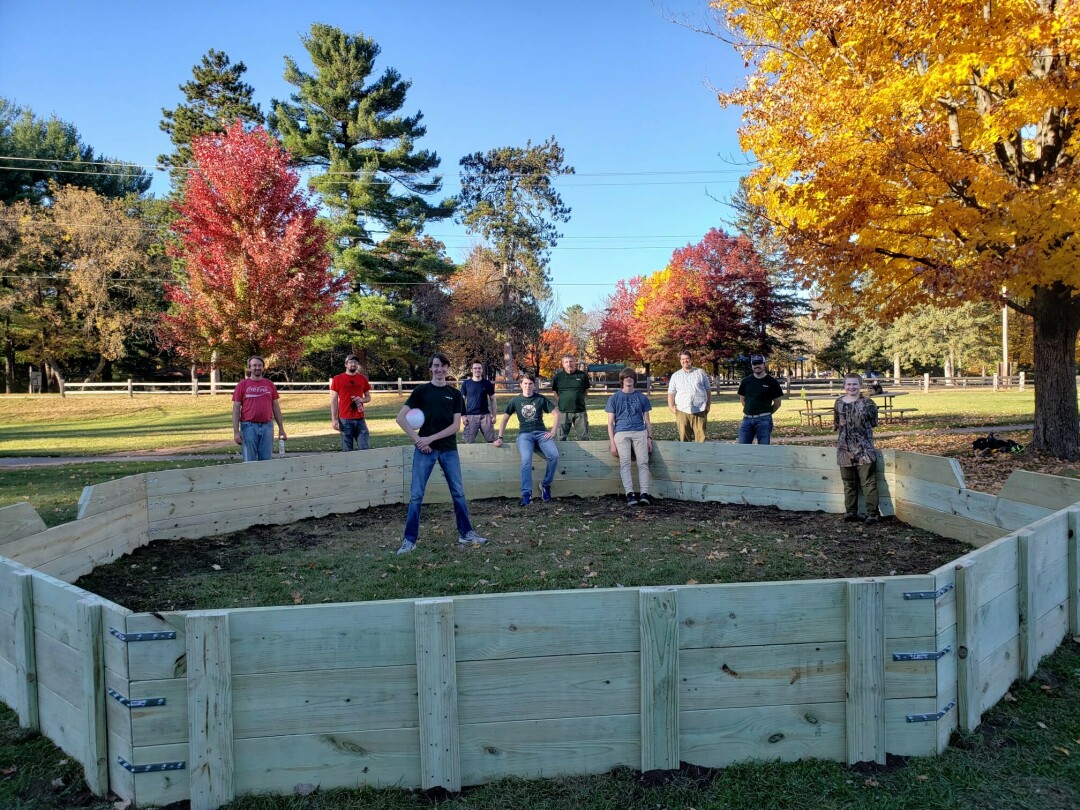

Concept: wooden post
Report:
left=1018, top=531, right=1038, bottom=680
left=77, top=599, right=107, bottom=797
left=1019, top=371, right=1026, bottom=392
left=846, top=579, right=886, bottom=765
left=398, top=377, right=404, bottom=396
left=922, top=373, right=930, bottom=393
left=992, top=373, right=999, bottom=391
left=187, top=611, right=235, bottom=810
left=1069, top=508, right=1080, bottom=637
left=639, top=587, right=679, bottom=772
left=954, top=561, right=981, bottom=731
left=13, top=571, right=38, bottom=731
left=415, top=598, right=460, bottom=792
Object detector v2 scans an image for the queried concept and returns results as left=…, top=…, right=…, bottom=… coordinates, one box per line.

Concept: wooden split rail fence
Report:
left=0, top=442, right=1078, bottom=808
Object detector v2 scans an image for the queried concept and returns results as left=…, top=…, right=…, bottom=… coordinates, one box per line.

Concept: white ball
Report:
left=405, top=408, right=425, bottom=429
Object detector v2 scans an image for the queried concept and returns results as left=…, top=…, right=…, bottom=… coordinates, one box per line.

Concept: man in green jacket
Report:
left=551, top=354, right=590, bottom=440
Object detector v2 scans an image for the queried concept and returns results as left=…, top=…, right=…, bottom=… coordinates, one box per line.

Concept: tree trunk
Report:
left=1029, top=283, right=1080, bottom=460
left=893, top=353, right=901, bottom=384
left=2, top=349, right=13, bottom=394
left=84, top=355, right=107, bottom=383
left=944, top=351, right=954, bottom=385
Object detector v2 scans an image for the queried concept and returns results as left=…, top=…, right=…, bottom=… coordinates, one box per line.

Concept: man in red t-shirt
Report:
left=330, top=354, right=373, bottom=451
left=232, top=356, right=287, bottom=462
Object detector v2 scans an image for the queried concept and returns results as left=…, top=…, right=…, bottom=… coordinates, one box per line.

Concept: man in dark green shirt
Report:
left=551, top=354, right=590, bottom=440
left=494, top=373, right=561, bottom=505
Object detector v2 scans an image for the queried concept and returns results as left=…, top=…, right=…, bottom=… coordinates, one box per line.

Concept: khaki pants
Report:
left=675, top=411, right=707, bottom=442
left=462, top=414, right=496, bottom=443
left=614, top=430, right=651, bottom=495
left=558, top=410, right=589, bottom=440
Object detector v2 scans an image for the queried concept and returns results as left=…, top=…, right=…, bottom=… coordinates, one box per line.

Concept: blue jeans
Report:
left=737, top=413, right=774, bottom=444
left=240, top=421, right=273, bottom=461
left=339, top=418, right=370, bottom=451
left=516, top=431, right=559, bottom=494
left=403, top=448, right=472, bottom=543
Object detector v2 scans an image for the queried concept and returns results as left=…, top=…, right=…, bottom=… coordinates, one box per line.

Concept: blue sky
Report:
left=0, top=0, right=750, bottom=313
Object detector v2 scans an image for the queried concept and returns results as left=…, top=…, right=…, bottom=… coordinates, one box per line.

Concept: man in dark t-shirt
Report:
left=460, top=360, right=497, bottom=443
left=395, top=353, right=488, bottom=554
left=494, top=373, right=561, bottom=506
left=551, top=354, right=590, bottom=440
left=736, top=354, right=785, bottom=444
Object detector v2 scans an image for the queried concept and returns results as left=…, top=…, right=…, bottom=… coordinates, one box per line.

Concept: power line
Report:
left=0, top=153, right=753, bottom=179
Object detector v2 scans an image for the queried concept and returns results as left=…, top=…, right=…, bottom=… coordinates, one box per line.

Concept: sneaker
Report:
left=637, top=493, right=651, bottom=506
left=842, top=513, right=861, bottom=523
left=863, top=515, right=880, bottom=526
left=519, top=492, right=532, bottom=506
left=541, top=484, right=552, bottom=502
left=395, top=539, right=417, bottom=555
left=458, top=530, right=488, bottom=546
left=625, top=492, right=639, bottom=506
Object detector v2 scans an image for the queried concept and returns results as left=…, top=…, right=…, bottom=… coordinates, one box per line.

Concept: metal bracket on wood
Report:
left=903, top=583, right=954, bottom=600
left=116, top=757, right=185, bottom=773
left=107, top=688, right=166, bottom=708
left=893, top=645, right=952, bottom=662
left=906, top=701, right=956, bottom=723
left=109, top=628, right=176, bottom=642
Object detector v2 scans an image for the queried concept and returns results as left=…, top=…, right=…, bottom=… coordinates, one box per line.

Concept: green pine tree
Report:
left=159, top=49, right=264, bottom=190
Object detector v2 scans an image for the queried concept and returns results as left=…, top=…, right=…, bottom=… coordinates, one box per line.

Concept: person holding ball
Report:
left=394, top=353, right=488, bottom=555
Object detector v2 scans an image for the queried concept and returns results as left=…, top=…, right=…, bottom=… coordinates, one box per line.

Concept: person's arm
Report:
left=545, top=407, right=561, bottom=441
left=361, top=386, right=372, bottom=405
left=232, top=401, right=243, bottom=445
left=396, top=404, right=422, bottom=443
left=771, top=395, right=784, bottom=413
left=330, top=390, right=341, bottom=430
left=493, top=412, right=511, bottom=447
left=739, top=394, right=747, bottom=408
left=423, top=414, right=462, bottom=444
left=667, top=386, right=677, bottom=414
left=607, top=411, right=618, bottom=457
left=272, top=399, right=287, bottom=441
left=644, top=410, right=654, bottom=453
left=704, top=375, right=712, bottom=414
left=488, top=382, right=497, bottom=417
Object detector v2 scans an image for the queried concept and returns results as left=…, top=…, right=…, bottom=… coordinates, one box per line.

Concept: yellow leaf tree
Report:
left=710, top=0, right=1080, bottom=457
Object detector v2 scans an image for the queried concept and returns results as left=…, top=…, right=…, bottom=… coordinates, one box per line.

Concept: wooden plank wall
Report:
left=0, top=502, right=47, bottom=546
left=113, top=574, right=951, bottom=805
left=885, top=452, right=1054, bottom=548
left=2, top=445, right=1079, bottom=806
left=0, top=478, right=149, bottom=584
left=146, top=450, right=405, bottom=541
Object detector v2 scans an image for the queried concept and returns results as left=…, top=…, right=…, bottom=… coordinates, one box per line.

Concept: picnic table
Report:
left=794, top=390, right=917, bottom=427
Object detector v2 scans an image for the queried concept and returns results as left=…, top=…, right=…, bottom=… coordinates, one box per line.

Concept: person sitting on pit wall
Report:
left=494, top=372, right=561, bottom=506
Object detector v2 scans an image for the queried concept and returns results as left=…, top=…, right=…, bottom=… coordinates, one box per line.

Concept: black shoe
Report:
left=637, top=493, right=651, bottom=506
left=625, top=492, right=639, bottom=506
left=843, top=512, right=861, bottom=522
left=863, top=515, right=879, bottom=525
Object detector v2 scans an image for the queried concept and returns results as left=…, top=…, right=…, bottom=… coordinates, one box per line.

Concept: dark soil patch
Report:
left=77, top=496, right=970, bottom=613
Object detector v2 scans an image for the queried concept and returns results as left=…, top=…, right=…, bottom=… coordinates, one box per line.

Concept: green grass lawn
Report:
left=0, top=387, right=1036, bottom=456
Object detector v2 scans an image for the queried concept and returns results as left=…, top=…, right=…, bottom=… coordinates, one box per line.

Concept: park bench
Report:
left=881, top=407, right=919, bottom=423
left=797, top=408, right=825, bottom=427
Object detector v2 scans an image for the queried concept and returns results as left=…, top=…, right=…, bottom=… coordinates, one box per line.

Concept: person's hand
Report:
left=668, top=405, right=677, bottom=414
left=233, top=430, right=242, bottom=446
left=544, top=428, right=557, bottom=440
left=647, top=437, right=653, bottom=453
left=332, top=419, right=340, bottom=432
left=610, top=440, right=619, bottom=458
left=278, top=431, right=287, bottom=442
left=415, top=436, right=433, bottom=452
left=494, top=437, right=503, bottom=447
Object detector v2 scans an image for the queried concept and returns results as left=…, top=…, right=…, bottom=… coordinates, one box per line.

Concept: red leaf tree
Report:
left=524, top=323, right=579, bottom=378
left=592, top=277, right=644, bottom=363
left=161, top=122, right=346, bottom=373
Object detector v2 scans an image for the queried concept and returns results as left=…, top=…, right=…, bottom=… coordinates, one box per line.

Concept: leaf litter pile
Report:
left=78, top=496, right=970, bottom=612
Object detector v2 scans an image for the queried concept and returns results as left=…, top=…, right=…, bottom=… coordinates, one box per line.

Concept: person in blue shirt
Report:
left=605, top=368, right=654, bottom=506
